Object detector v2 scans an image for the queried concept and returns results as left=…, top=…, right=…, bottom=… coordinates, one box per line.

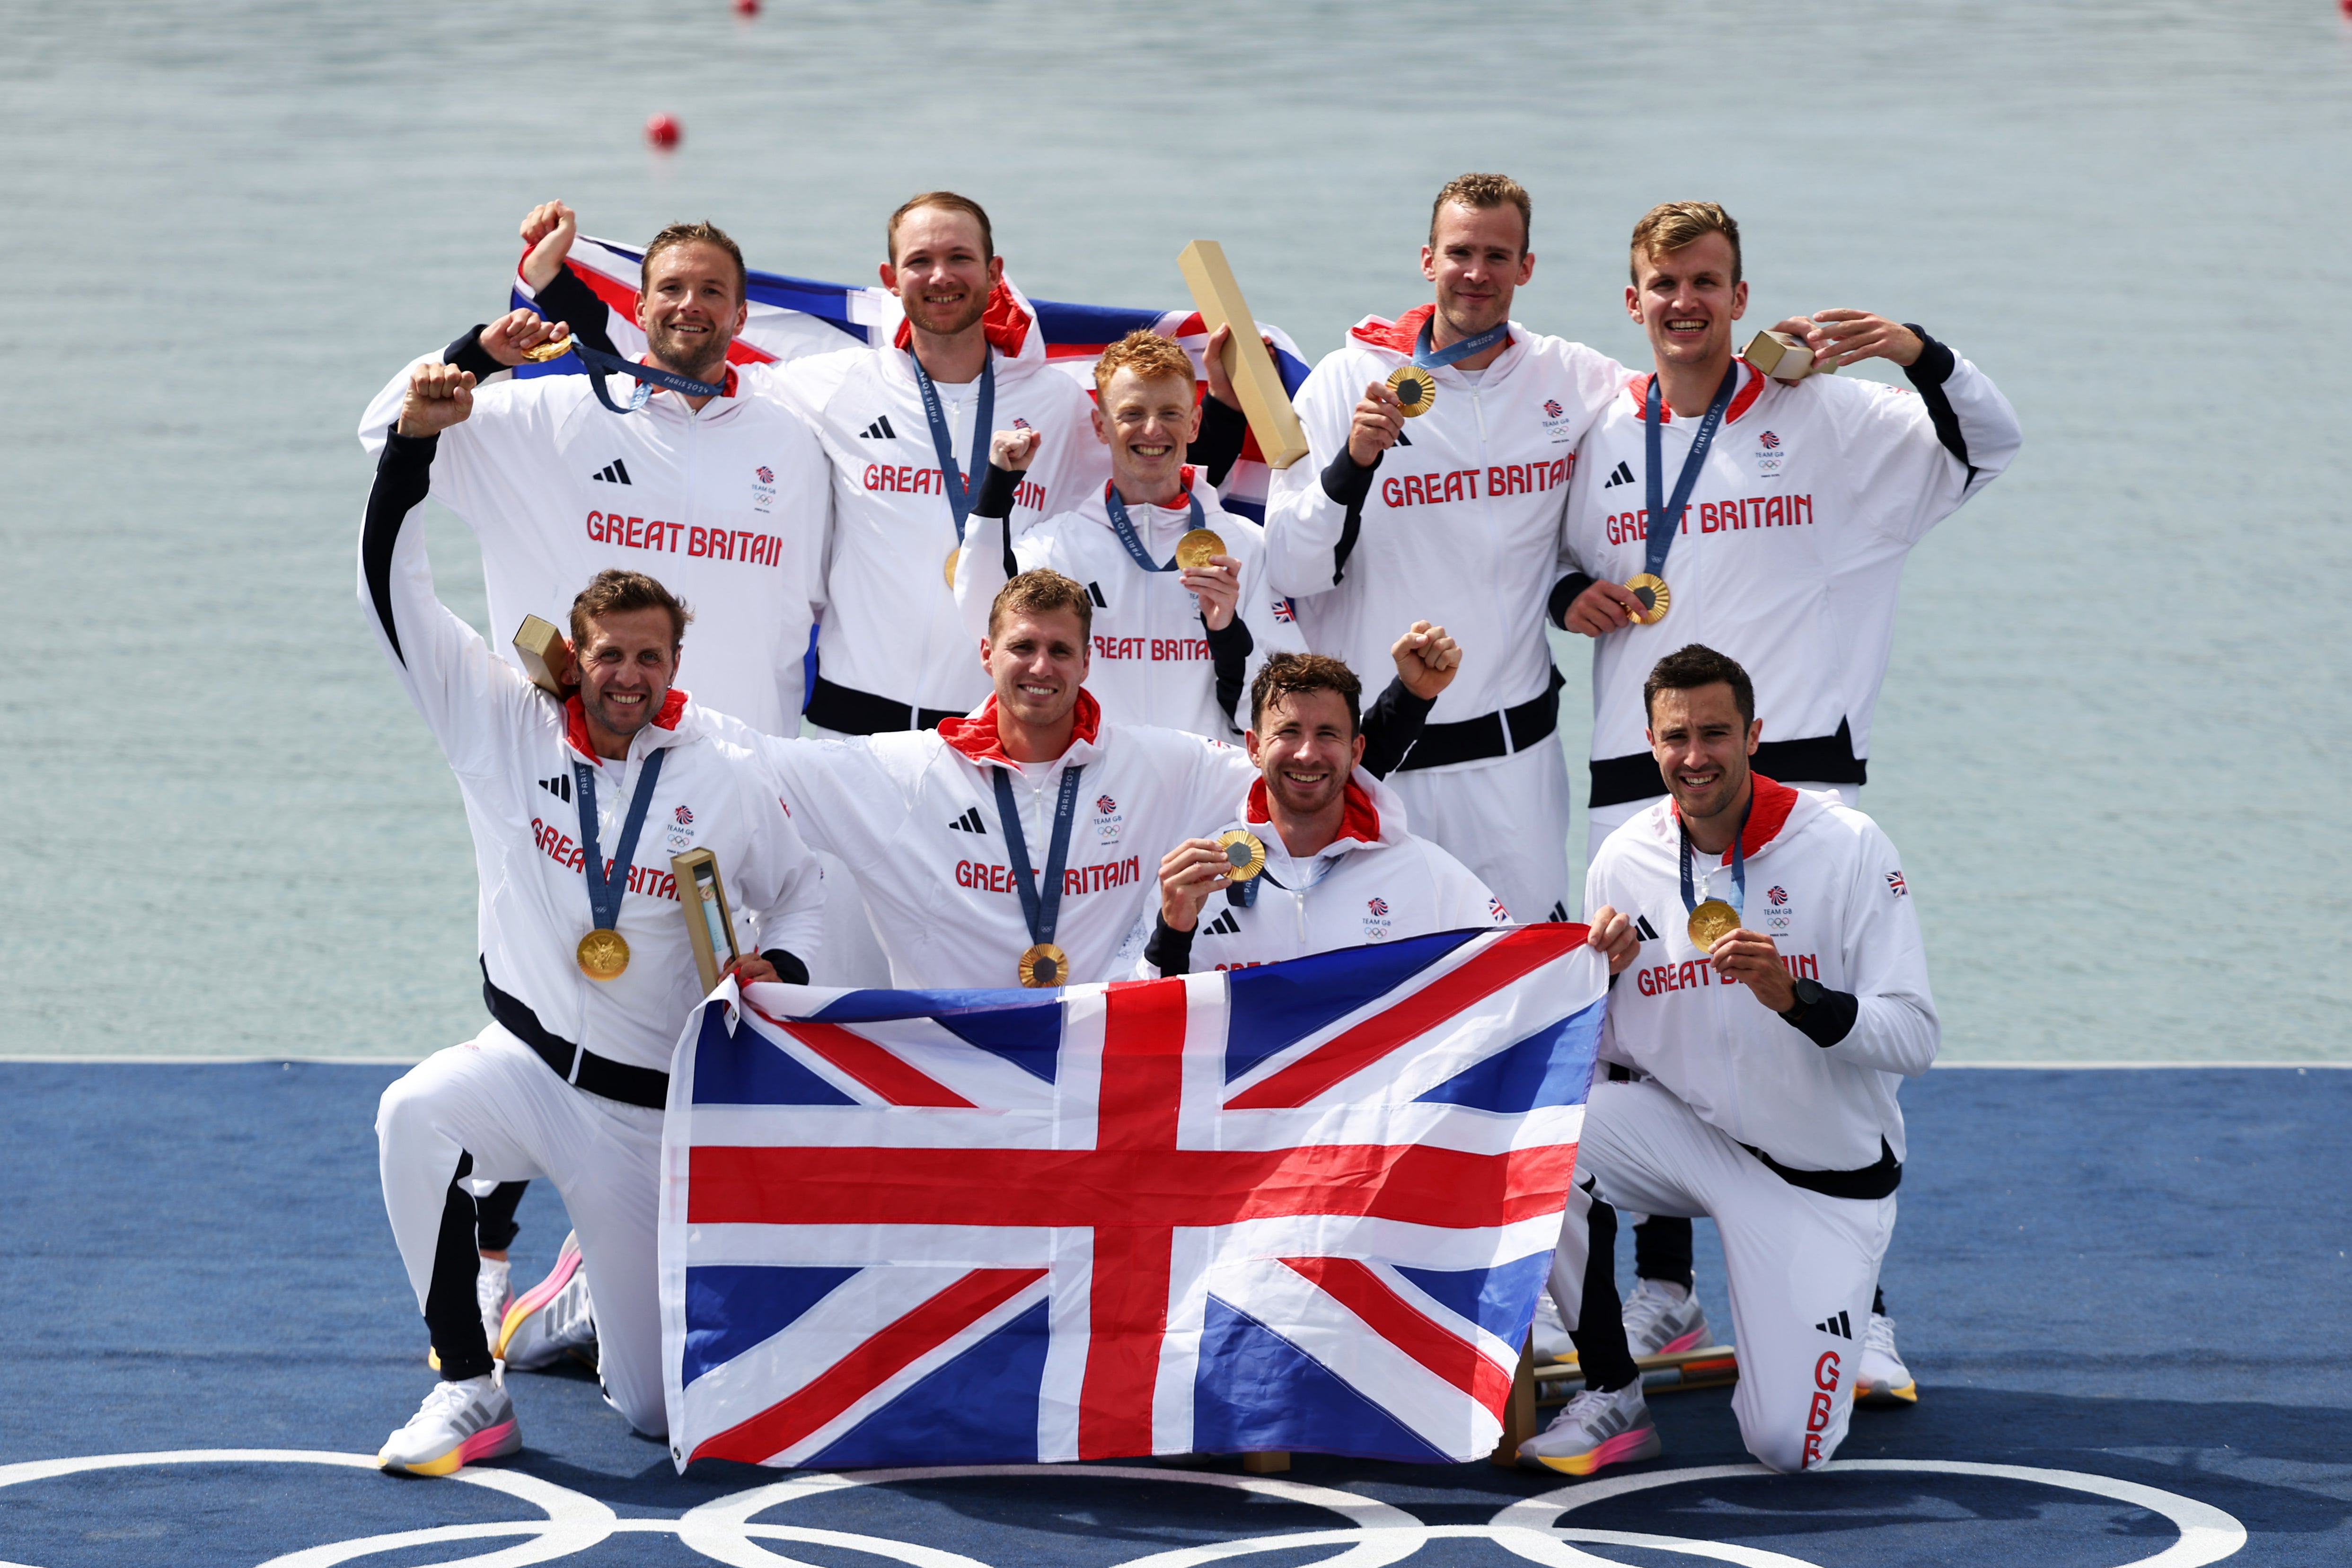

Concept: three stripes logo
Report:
left=538, top=775, right=573, bottom=803
left=1815, top=1309, right=1854, bottom=1340
left=859, top=415, right=899, bottom=441
left=1203, top=908, right=1241, bottom=937
left=590, top=458, right=633, bottom=484
left=1633, top=914, right=1661, bottom=942
left=1085, top=581, right=1109, bottom=609
left=1601, top=459, right=1636, bottom=489
left=947, top=807, right=986, bottom=835
left=1394, top=428, right=1412, bottom=448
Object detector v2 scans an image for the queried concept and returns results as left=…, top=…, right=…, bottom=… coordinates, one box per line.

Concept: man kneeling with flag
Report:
left=1521, top=644, right=1937, bottom=1477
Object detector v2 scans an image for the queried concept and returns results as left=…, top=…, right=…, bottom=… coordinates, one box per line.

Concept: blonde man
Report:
left=954, top=330, right=1309, bottom=738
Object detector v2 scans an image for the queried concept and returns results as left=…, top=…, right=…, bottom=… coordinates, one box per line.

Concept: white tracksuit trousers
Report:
left=1551, top=1077, right=1894, bottom=1473
left=376, top=1022, right=667, bottom=1436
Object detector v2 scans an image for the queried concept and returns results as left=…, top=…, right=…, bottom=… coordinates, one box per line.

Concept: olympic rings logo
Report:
left=0, top=1449, right=2247, bottom=1567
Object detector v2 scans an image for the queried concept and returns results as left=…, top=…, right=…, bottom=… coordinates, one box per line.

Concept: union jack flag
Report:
left=519, top=236, right=1312, bottom=523
left=657, top=924, right=1608, bottom=1469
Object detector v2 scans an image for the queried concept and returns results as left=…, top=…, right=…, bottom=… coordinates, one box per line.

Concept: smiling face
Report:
left=984, top=606, right=1089, bottom=731
left=1420, top=201, right=1535, bottom=344
left=634, top=240, right=746, bottom=382
left=1092, top=367, right=1200, bottom=497
left=1626, top=231, right=1748, bottom=373
left=1646, top=681, right=1761, bottom=826
left=883, top=205, right=1004, bottom=341
left=1248, top=688, right=1366, bottom=821
left=573, top=605, right=680, bottom=744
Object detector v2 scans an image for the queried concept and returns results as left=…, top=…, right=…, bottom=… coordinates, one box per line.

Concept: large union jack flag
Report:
left=515, top=235, right=1311, bottom=523
left=657, top=924, right=1607, bottom=1470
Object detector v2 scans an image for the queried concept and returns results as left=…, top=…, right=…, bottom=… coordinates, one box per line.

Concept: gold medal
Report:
left=1686, top=899, right=1740, bottom=952
left=524, top=335, right=575, bottom=363
left=1625, top=573, right=1672, bottom=625
left=576, top=927, right=631, bottom=980
left=1217, top=829, right=1267, bottom=883
left=944, top=546, right=962, bottom=588
left=1386, top=365, right=1436, bottom=417
left=1174, top=529, right=1227, bottom=571
left=1017, top=942, right=1069, bottom=989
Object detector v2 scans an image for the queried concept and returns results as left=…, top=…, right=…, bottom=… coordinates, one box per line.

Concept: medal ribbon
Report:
left=1412, top=317, right=1510, bottom=370
left=565, top=338, right=730, bottom=416
left=991, top=764, right=1085, bottom=951
left=1677, top=788, right=1753, bottom=922
left=1101, top=483, right=1206, bottom=573
left=572, top=746, right=669, bottom=937
left=909, top=351, right=996, bottom=543
left=1641, top=363, right=1740, bottom=579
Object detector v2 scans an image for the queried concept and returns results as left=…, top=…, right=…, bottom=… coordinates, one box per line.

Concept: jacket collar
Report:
left=1347, top=302, right=1517, bottom=366
left=563, top=687, right=690, bottom=763
left=1243, top=771, right=1387, bottom=851
left=1625, top=360, right=1768, bottom=425
left=1670, top=773, right=1801, bottom=863
left=936, top=688, right=1103, bottom=768
left=1099, top=467, right=1198, bottom=517
left=891, top=279, right=1036, bottom=360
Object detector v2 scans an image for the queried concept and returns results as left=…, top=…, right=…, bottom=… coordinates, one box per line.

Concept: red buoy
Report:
left=645, top=113, right=681, bottom=150
left=734, top=0, right=759, bottom=14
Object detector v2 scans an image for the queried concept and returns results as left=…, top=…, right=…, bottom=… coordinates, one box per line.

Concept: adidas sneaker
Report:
left=1855, top=1311, right=1917, bottom=1405
left=497, top=1231, right=597, bottom=1372
left=1621, top=1277, right=1709, bottom=1357
left=1531, top=1291, right=1576, bottom=1364
left=378, top=1374, right=520, bottom=1476
left=1517, top=1381, right=1661, bottom=1476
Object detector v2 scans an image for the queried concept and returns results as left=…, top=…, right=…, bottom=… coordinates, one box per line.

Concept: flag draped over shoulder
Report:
left=657, top=923, right=1608, bottom=1471
left=516, top=236, right=1313, bottom=522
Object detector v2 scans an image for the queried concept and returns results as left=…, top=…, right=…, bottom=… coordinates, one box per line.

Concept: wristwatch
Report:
left=1778, top=976, right=1826, bottom=1026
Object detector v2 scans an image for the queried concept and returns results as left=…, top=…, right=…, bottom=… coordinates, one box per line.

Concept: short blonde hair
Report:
left=887, top=191, right=994, bottom=264
left=1430, top=173, right=1532, bottom=254
left=988, top=567, right=1093, bottom=643
left=1629, top=201, right=1743, bottom=285
left=1092, top=330, right=1196, bottom=401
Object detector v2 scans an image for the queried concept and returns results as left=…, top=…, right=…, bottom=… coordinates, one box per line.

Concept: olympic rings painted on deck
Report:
left=0, top=1450, right=2247, bottom=1567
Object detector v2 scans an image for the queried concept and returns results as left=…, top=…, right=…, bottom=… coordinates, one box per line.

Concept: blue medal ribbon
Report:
left=1678, top=788, right=1753, bottom=925
left=909, top=351, right=996, bottom=544
left=1412, top=316, right=1511, bottom=370
left=991, top=764, right=1085, bottom=953
left=1641, top=364, right=1739, bottom=579
left=572, top=746, right=669, bottom=939
left=563, top=338, right=730, bottom=416
left=1101, top=482, right=1207, bottom=573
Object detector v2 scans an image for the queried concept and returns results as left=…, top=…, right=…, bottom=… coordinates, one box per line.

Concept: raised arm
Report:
left=950, top=426, right=1042, bottom=653
left=1261, top=360, right=1405, bottom=597
left=357, top=362, right=538, bottom=773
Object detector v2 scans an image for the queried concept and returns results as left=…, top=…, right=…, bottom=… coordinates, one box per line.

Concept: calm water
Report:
left=4, top=1, right=2348, bottom=1060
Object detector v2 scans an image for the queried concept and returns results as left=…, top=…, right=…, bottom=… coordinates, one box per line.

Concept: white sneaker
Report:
left=1855, top=1311, right=1917, bottom=1405
left=1531, top=1292, right=1576, bottom=1363
left=425, top=1257, right=515, bottom=1372
left=1516, top=1380, right=1660, bottom=1476
left=1621, top=1277, right=1710, bottom=1357
left=497, top=1232, right=596, bottom=1372
left=378, top=1374, right=520, bottom=1475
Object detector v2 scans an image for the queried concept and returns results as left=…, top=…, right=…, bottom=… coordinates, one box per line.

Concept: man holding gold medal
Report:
left=358, top=359, right=825, bottom=1473
left=953, top=329, right=1310, bottom=739
left=1518, top=645, right=1937, bottom=1477
left=1126, top=651, right=1501, bottom=980
left=1265, top=173, right=1627, bottom=930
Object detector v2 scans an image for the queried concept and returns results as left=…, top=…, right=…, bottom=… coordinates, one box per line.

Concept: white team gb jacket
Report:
left=1122, top=769, right=1507, bottom=978
left=1564, top=350, right=2021, bottom=801
left=1586, top=776, right=1938, bottom=1173
left=359, top=355, right=831, bottom=740
left=719, top=690, right=1259, bottom=990
left=362, top=432, right=826, bottom=1074
left=955, top=467, right=1310, bottom=737
left=758, top=300, right=1103, bottom=728
left=1264, top=305, right=1627, bottom=749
